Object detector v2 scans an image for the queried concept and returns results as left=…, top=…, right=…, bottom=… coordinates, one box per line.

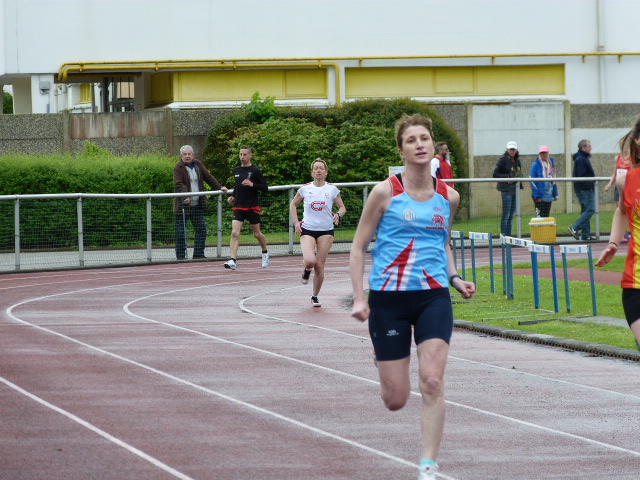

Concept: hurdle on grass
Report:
left=529, top=243, right=559, bottom=313
left=559, top=244, right=597, bottom=315
left=468, top=232, right=494, bottom=293
left=501, top=235, right=535, bottom=300
left=451, top=230, right=466, bottom=280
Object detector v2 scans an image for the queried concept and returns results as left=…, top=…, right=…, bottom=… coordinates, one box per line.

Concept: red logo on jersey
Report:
left=432, top=214, right=446, bottom=227
left=311, top=201, right=326, bottom=211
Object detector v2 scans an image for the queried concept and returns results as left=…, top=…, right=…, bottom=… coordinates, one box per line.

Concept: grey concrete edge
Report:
left=454, top=319, right=640, bottom=363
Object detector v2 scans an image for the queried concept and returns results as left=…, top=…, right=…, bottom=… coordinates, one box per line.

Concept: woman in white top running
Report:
left=290, top=158, right=346, bottom=307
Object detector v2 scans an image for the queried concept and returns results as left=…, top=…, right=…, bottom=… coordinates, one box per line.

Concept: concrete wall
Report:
left=0, top=109, right=230, bottom=157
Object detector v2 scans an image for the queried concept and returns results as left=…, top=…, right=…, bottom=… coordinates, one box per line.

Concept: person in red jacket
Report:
left=430, top=142, right=455, bottom=188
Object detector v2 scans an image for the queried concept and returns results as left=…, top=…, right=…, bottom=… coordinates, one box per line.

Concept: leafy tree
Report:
left=3, top=90, right=13, bottom=114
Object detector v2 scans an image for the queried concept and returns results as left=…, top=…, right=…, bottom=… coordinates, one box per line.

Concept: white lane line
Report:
left=0, top=266, right=232, bottom=291
left=447, top=355, right=640, bottom=401
left=5, top=309, right=423, bottom=479
left=238, top=282, right=640, bottom=401
left=0, top=375, right=196, bottom=480
left=7, top=274, right=640, bottom=469
left=124, top=283, right=640, bottom=458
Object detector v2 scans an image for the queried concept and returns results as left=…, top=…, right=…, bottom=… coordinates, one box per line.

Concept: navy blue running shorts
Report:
left=622, top=288, right=640, bottom=327
left=367, top=288, right=454, bottom=362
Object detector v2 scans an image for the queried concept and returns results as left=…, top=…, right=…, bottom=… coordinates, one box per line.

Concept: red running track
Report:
left=1, top=253, right=639, bottom=480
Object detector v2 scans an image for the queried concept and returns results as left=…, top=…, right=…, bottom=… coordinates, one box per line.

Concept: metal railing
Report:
left=0, top=177, right=612, bottom=272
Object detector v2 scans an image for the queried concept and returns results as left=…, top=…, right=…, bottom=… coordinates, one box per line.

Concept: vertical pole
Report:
left=489, top=233, right=495, bottom=293
left=146, top=197, right=152, bottom=262
left=470, top=238, right=477, bottom=286
left=594, top=182, right=600, bottom=240
left=289, top=188, right=295, bottom=254
left=531, top=250, right=540, bottom=309
left=562, top=252, right=571, bottom=313
left=217, top=195, right=223, bottom=258
left=551, top=246, right=559, bottom=313
left=515, top=181, right=522, bottom=238
left=507, top=243, right=514, bottom=299
left=501, top=241, right=507, bottom=295
left=459, top=232, right=466, bottom=280
left=452, top=236, right=458, bottom=268
left=77, top=197, right=84, bottom=267
left=14, top=199, right=21, bottom=271
left=588, top=245, right=598, bottom=315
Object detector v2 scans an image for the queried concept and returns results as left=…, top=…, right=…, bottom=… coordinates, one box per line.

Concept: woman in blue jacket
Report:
left=529, top=145, right=558, bottom=217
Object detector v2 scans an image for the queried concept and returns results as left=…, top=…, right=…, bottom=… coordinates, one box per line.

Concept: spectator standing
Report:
left=596, top=121, right=640, bottom=350
left=173, top=145, right=227, bottom=260
left=493, top=141, right=523, bottom=237
left=431, top=142, right=455, bottom=188
left=350, top=114, right=475, bottom=480
left=568, top=139, right=595, bottom=240
left=529, top=145, right=558, bottom=218
left=224, top=146, right=269, bottom=270
left=290, top=158, right=346, bottom=307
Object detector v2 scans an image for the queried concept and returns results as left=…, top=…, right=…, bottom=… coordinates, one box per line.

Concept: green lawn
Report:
left=453, top=256, right=638, bottom=351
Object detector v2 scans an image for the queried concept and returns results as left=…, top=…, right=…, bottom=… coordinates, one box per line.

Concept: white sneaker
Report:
left=261, top=253, right=270, bottom=268
left=418, top=463, right=438, bottom=480
left=224, top=259, right=236, bottom=270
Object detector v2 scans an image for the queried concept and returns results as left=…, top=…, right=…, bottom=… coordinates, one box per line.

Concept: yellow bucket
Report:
left=529, top=217, right=556, bottom=243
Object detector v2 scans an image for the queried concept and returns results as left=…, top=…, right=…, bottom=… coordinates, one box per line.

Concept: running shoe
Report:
left=311, top=295, right=321, bottom=307
left=301, top=268, right=311, bottom=284
left=262, top=252, right=270, bottom=268
left=418, top=464, right=438, bottom=480
left=224, top=259, right=236, bottom=270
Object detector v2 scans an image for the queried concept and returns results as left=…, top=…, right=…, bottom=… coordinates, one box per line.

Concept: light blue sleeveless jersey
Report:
left=369, top=175, right=450, bottom=291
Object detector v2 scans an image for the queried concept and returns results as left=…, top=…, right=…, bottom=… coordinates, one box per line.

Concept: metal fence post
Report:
left=146, top=197, right=152, bottom=262
left=288, top=188, right=295, bottom=254
left=77, top=197, right=84, bottom=267
left=594, top=181, right=600, bottom=240
left=14, top=199, right=21, bottom=270
left=216, top=194, right=223, bottom=258
left=515, top=180, right=522, bottom=238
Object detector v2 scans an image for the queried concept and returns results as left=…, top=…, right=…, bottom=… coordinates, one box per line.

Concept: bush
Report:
left=203, top=97, right=467, bottom=185
left=0, top=153, right=176, bottom=249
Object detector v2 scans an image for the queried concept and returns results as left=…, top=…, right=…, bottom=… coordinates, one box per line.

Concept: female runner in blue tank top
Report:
left=350, top=113, right=476, bottom=480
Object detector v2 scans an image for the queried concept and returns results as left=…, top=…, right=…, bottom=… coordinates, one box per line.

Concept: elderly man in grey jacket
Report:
left=173, top=145, right=227, bottom=259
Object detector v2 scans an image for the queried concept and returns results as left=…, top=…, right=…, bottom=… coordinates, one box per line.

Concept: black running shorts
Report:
left=622, top=288, right=640, bottom=327
left=233, top=209, right=261, bottom=225
left=367, top=288, right=454, bottom=362
left=300, top=228, right=334, bottom=239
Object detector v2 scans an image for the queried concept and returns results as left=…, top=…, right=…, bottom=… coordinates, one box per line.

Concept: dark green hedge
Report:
left=0, top=152, right=176, bottom=249
left=204, top=98, right=467, bottom=185
left=203, top=98, right=468, bottom=222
